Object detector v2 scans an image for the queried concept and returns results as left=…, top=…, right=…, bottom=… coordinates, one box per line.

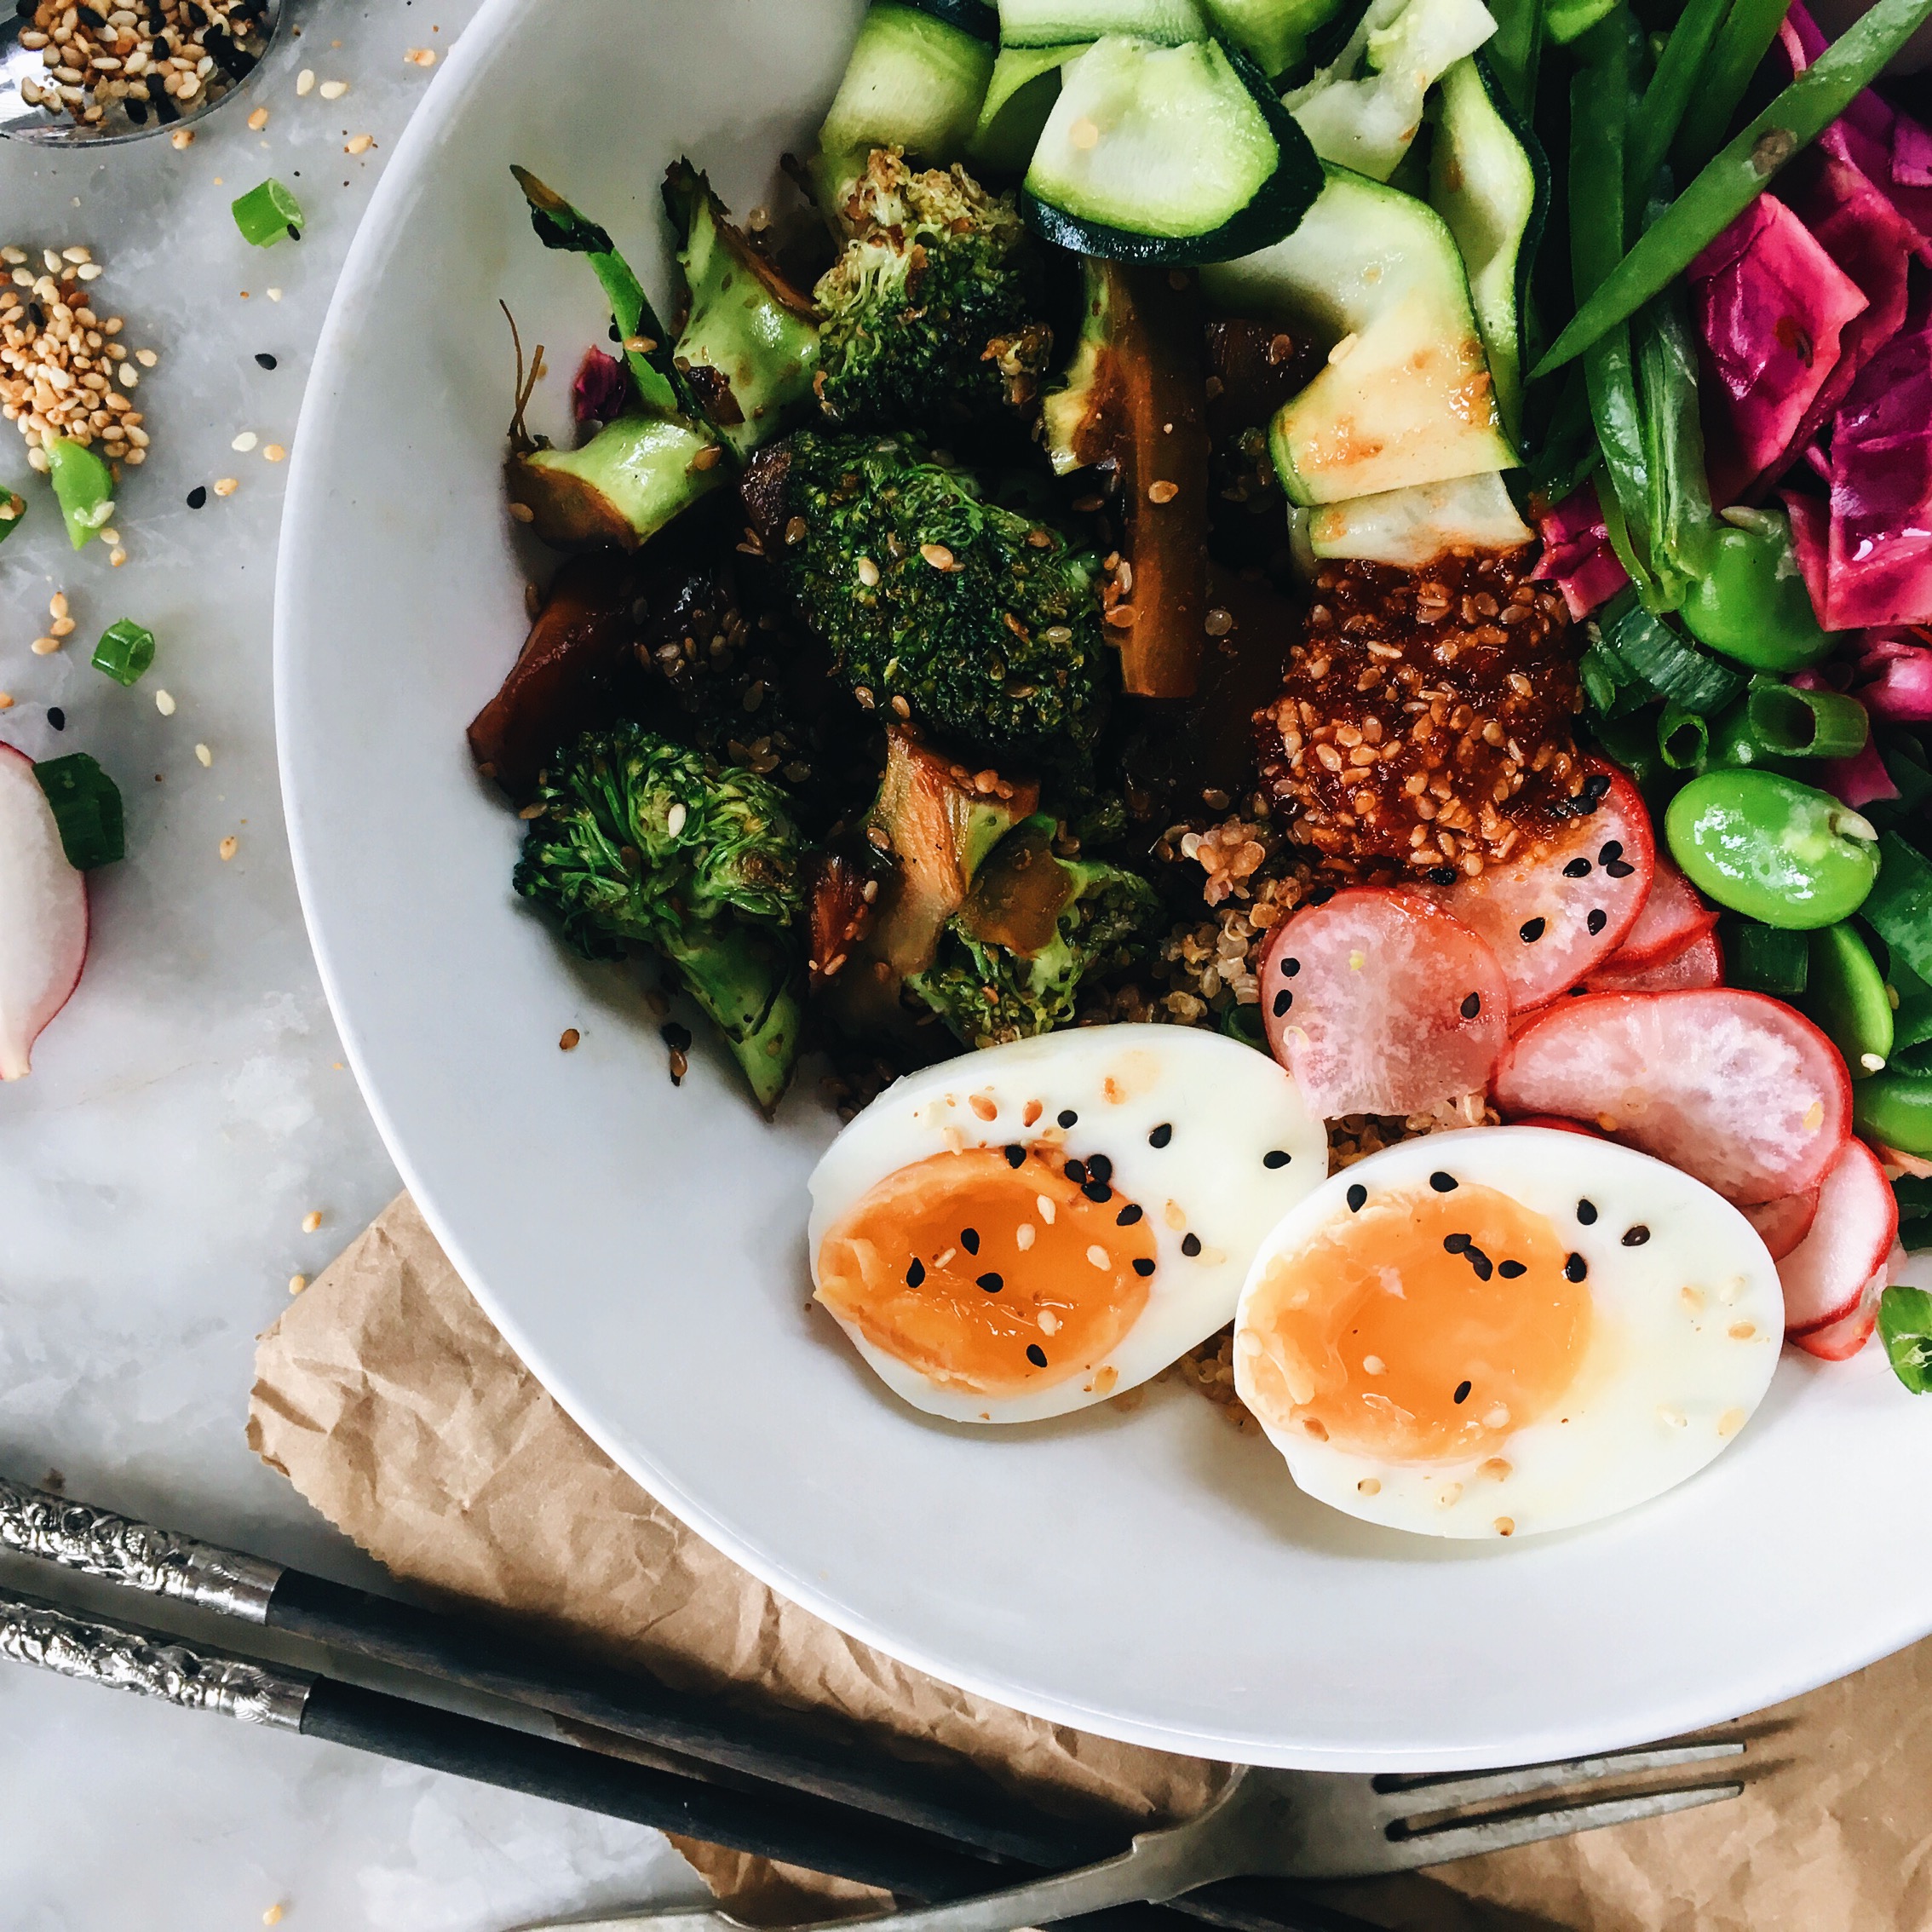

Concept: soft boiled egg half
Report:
left=809, top=1025, right=1327, bottom=1423
left=1233, top=1126, right=1784, bottom=1538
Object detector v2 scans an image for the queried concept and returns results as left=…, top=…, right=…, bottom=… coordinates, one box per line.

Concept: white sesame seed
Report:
left=213, top=477, right=238, bottom=497
left=296, top=67, right=315, bottom=95
left=267, top=287, right=283, bottom=302
left=263, top=444, right=286, bottom=463
left=30, top=637, right=60, bottom=656
left=1036, top=1196, right=1055, bottom=1225
left=302, top=1210, right=323, bottom=1233
left=345, top=133, right=373, bottom=156
left=232, top=430, right=258, bottom=451
left=664, top=801, right=688, bottom=837
left=1360, top=1354, right=1385, bottom=1376
left=1015, top=1224, right=1036, bottom=1251
left=154, top=688, right=175, bottom=715
left=1085, top=1245, right=1109, bottom=1269
left=194, top=743, right=212, bottom=768
left=220, top=834, right=239, bottom=861
left=287, top=1276, right=307, bottom=1297
left=319, top=78, right=348, bottom=99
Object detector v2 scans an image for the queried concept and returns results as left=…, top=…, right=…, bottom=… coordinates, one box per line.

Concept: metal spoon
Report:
left=0, top=0, right=282, bottom=146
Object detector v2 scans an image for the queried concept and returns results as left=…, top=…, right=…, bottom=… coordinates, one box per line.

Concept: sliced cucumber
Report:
left=998, top=0, right=1207, bottom=44
left=969, top=42, right=1090, bottom=171
left=1428, top=53, right=1544, bottom=441
left=1199, top=166, right=1515, bottom=503
left=1307, top=470, right=1531, bottom=564
left=817, top=1, right=997, bottom=195
left=1201, top=0, right=1348, bottom=78
left=1284, top=0, right=1498, bottom=181
left=1021, top=35, right=1323, bottom=262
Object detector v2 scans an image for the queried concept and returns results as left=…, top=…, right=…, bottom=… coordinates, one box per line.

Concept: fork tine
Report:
left=1379, top=1780, right=1745, bottom=1871
left=1376, top=1739, right=1746, bottom=1811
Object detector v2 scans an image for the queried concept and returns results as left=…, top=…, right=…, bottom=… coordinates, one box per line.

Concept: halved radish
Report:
left=1584, top=926, right=1724, bottom=995
left=1506, top=1113, right=1609, bottom=1136
left=1609, top=854, right=1716, bottom=968
left=1780, top=1138, right=1900, bottom=1335
left=1434, top=768, right=1656, bottom=1012
left=1743, top=1187, right=1820, bottom=1261
left=1788, top=1243, right=1900, bottom=1361
left=1259, top=887, right=1508, bottom=1118
left=1492, top=989, right=1853, bottom=1203
left=0, top=744, right=88, bottom=1080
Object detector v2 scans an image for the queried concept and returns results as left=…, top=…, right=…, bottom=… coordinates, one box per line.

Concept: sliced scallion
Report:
left=232, top=178, right=306, bottom=247
left=33, top=753, right=125, bottom=870
left=92, top=618, right=156, bottom=687
left=1745, top=680, right=1870, bottom=760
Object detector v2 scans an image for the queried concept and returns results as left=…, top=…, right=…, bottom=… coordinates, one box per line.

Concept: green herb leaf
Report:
left=1880, top=1283, right=1932, bottom=1389
left=91, top=618, right=156, bottom=687
left=33, top=752, right=124, bottom=870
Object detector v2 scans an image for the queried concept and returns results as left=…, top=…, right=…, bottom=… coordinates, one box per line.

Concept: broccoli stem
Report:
left=663, top=926, right=804, bottom=1116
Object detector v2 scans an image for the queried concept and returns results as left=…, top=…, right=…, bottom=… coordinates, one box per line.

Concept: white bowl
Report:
left=276, top=0, right=1932, bottom=1768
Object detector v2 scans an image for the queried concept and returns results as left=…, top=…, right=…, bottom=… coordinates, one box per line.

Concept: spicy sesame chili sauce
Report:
left=1253, top=548, right=1585, bottom=880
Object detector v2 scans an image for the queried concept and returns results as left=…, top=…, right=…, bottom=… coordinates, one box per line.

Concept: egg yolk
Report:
left=1238, top=1184, right=1591, bottom=1463
left=816, top=1144, right=1158, bottom=1395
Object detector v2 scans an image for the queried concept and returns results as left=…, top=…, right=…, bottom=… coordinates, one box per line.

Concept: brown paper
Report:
left=250, top=1196, right=1932, bottom=1931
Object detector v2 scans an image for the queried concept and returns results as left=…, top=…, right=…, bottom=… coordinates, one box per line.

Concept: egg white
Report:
left=1235, top=1126, right=1784, bottom=1538
left=808, top=1025, right=1328, bottom=1423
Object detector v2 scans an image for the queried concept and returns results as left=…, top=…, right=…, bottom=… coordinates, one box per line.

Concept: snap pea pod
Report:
left=1864, top=832, right=1932, bottom=985
left=1548, top=0, right=1622, bottom=43
left=1673, top=0, right=1791, bottom=178
left=1679, top=506, right=1837, bottom=670
left=1803, top=921, right=1895, bottom=1076
left=1534, top=0, right=1932, bottom=377
left=1722, top=915, right=1809, bottom=993
left=1633, top=280, right=1717, bottom=607
left=1626, top=0, right=1734, bottom=206
left=1856, top=1072, right=1932, bottom=1158
left=1665, top=768, right=1881, bottom=926
left=1879, top=1284, right=1932, bottom=1391
left=1486, top=0, right=1544, bottom=113
left=1886, top=951, right=1932, bottom=1055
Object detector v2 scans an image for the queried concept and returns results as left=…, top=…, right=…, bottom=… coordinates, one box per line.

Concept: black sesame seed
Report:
left=1308, top=883, right=1336, bottom=905
left=1622, top=1225, right=1651, bottom=1246
left=1082, top=1180, right=1113, bottom=1204
left=1587, top=909, right=1607, bottom=934
left=187, top=485, right=208, bottom=509
left=1498, top=1259, right=1527, bottom=1279
left=609, top=321, right=622, bottom=342
left=977, top=1272, right=1003, bottom=1293
left=961, top=1228, right=980, bottom=1255
left=1429, top=1170, right=1458, bottom=1193
left=1273, top=989, right=1294, bottom=1017
left=1520, top=917, right=1547, bottom=944
left=255, top=352, right=278, bottom=370
left=1346, top=1183, right=1367, bottom=1212
left=1026, top=1343, right=1048, bottom=1367
left=1087, top=1153, right=1113, bottom=1183
left=1064, top=1159, right=1088, bottom=1185
left=1427, top=865, right=1458, bottom=885
left=906, top=1258, right=926, bottom=1287
left=1148, top=1123, right=1172, bottom=1148
left=1605, top=858, right=1636, bottom=877
left=1565, top=1252, right=1588, bottom=1281
left=1057, top=1109, right=1078, bottom=1128
left=46, top=707, right=64, bottom=731
left=1584, top=772, right=1612, bottom=799
left=1181, top=1233, right=1202, bottom=1257
left=1577, top=1199, right=1598, bottom=1224
left=1132, top=1256, right=1156, bottom=1276
left=1466, top=1248, right=1494, bottom=1281
left=1280, top=956, right=1301, bottom=977
left=1262, top=1149, right=1291, bottom=1170
left=661, top=1021, right=693, bottom=1052
left=1599, top=839, right=1624, bottom=863
left=1453, top=1380, right=1472, bottom=1404
left=1443, top=1233, right=1471, bottom=1254
left=1116, top=1202, right=1143, bottom=1226
left=1460, top=992, right=1481, bottom=1020
left=1003, top=1144, right=1026, bottom=1168
left=1561, top=856, right=1592, bottom=878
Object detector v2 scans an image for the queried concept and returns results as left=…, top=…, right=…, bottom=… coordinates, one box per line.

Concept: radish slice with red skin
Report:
left=1584, top=926, right=1724, bottom=994
left=0, top=743, right=88, bottom=1080
left=1780, top=1139, right=1900, bottom=1335
left=1433, top=768, right=1656, bottom=1012
left=1610, top=854, right=1717, bottom=968
left=1258, top=887, right=1508, bottom=1118
left=1788, top=1243, right=1901, bottom=1361
left=1505, top=1113, right=1609, bottom=1136
left=1743, top=1187, right=1820, bottom=1261
left=1492, top=989, right=1853, bottom=1204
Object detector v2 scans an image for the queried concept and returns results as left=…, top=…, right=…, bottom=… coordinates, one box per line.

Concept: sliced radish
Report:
left=1492, top=989, right=1853, bottom=1203
left=1780, top=1138, right=1900, bottom=1335
left=1259, top=887, right=1508, bottom=1118
left=1788, top=1243, right=1900, bottom=1362
left=1434, top=768, right=1656, bottom=1012
left=1743, top=1187, right=1820, bottom=1261
left=1584, top=926, right=1724, bottom=994
left=0, top=744, right=88, bottom=1080
left=1505, top=1113, right=1609, bottom=1136
left=1610, top=854, right=1716, bottom=967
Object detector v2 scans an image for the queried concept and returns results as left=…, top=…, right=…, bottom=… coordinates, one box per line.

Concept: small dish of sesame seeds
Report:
left=0, top=0, right=280, bottom=144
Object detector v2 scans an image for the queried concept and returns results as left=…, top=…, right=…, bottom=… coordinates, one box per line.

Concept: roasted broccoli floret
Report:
left=744, top=429, right=1109, bottom=763
left=514, top=727, right=808, bottom=1112
left=813, top=149, right=1054, bottom=434
left=909, top=817, right=1160, bottom=1047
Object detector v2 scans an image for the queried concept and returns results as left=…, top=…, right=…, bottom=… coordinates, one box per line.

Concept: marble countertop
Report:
left=0, top=3, right=705, bottom=1923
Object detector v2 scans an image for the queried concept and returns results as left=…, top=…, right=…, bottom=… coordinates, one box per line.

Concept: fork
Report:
left=520, top=1744, right=1745, bottom=1932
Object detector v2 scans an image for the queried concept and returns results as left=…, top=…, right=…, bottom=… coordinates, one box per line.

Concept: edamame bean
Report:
left=1802, top=923, right=1894, bottom=1077
left=1854, top=1071, right=1932, bottom=1159
left=1678, top=510, right=1837, bottom=672
left=1664, top=769, right=1881, bottom=928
